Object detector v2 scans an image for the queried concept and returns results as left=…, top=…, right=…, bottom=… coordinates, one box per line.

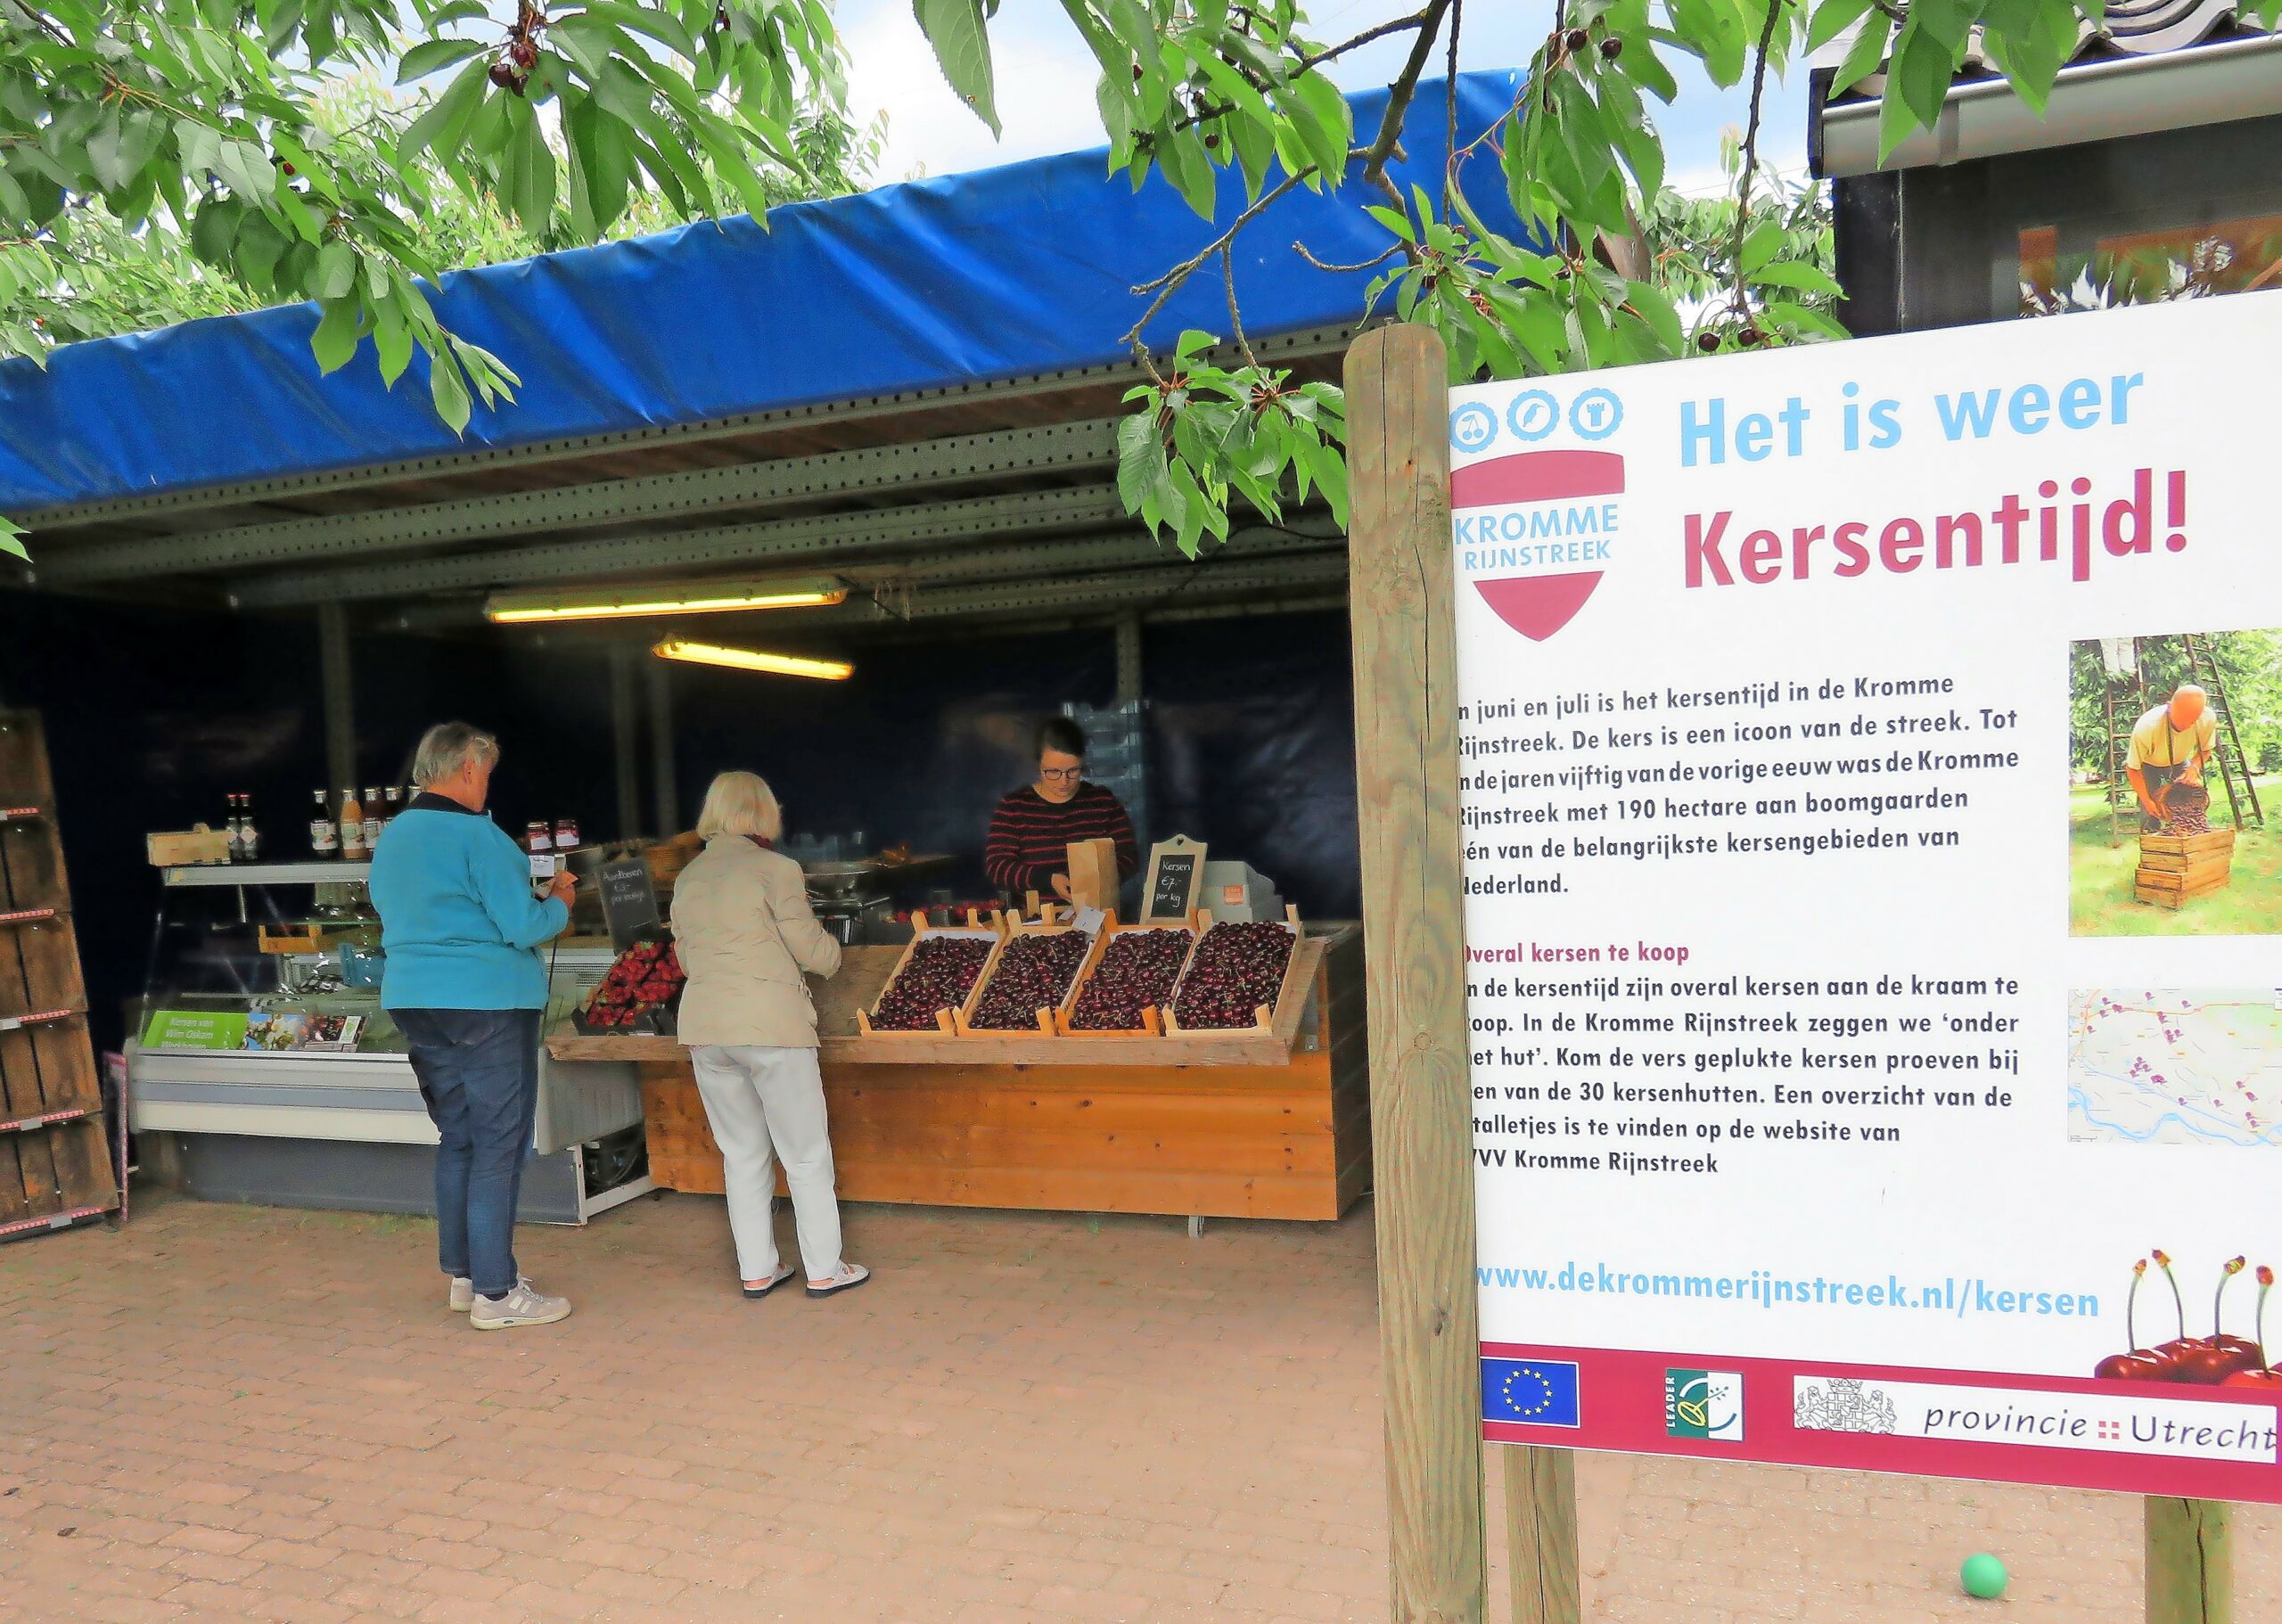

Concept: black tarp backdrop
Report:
left=662, top=611, right=1362, bottom=919
left=0, top=591, right=618, bottom=1052
left=1, top=588, right=1362, bottom=1052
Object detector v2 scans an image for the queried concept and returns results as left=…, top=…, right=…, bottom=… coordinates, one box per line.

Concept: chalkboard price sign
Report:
left=1141, top=835, right=1207, bottom=924
left=597, top=857, right=662, bottom=949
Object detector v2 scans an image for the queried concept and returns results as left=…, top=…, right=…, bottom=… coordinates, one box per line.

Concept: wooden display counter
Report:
left=548, top=926, right=1368, bottom=1222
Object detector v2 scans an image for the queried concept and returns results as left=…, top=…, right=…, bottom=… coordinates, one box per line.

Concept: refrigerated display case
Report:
left=127, top=862, right=648, bottom=1224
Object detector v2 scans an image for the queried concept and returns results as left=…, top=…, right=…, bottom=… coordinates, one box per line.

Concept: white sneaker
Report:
left=448, top=1276, right=474, bottom=1313
left=470, top=1280, right=571, bottom=1330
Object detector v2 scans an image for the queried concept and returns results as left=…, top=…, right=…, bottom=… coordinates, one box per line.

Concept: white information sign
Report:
left=1451, top=293, right=2282, bottom=1501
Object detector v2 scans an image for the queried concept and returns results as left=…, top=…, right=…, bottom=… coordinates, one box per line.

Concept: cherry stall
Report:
left=548, top=869, right=1370, bottom=1226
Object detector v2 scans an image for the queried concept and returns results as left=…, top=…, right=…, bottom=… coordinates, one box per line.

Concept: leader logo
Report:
left=1665, top=1370, right=1744, bottom=1442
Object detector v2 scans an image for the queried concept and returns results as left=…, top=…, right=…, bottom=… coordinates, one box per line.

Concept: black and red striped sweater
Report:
left=982, top=783, right=1139, bottom=895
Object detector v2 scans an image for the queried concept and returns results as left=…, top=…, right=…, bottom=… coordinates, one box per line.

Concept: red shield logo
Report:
left=1452, top=449, right=1625, bottom=641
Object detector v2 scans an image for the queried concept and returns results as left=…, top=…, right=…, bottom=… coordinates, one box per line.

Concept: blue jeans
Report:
left=395, top=1008, right=541, bottom=1299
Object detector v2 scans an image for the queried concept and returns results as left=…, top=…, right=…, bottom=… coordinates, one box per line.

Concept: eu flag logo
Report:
left=1482, top=1358, right=1581, bottom=1427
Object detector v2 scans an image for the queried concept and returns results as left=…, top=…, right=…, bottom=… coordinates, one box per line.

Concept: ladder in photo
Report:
left=2101, top=644, right=2147, bottom=848
left=2181, top=632, right=2267, bottom=831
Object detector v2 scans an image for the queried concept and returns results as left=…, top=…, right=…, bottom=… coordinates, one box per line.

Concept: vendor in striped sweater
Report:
left=983, top=718, right=1139, bottom=905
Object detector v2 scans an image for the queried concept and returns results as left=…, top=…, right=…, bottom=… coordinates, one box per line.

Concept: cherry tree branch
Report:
left=1728, top=0, right=1786, bottom=325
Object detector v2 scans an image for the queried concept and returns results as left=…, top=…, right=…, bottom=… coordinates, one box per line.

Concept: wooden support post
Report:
left=2147, top=1497, right=2232, bottom=1624
left=317, top=602, right=356, bottom=795
left=1504, top=1448, right=1580, bottom=1624
left=646, top=657, right=679, bottom=837
left=1345, top=324, right=1485, bottom=1624
left=610, top=647, right=642, bottom=841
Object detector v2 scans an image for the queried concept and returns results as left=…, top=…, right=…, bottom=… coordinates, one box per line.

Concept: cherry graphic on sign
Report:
left=1452, top=448, right=1623, bottom=642
left=2222, top=1267, right=2282, bottom=1390
left=2093, top=1258, right=2171, bottom=1382
left=2171, top=1256, right=2264, bottom=1382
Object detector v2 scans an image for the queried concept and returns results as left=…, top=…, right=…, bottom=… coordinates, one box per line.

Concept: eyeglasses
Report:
left=1039, top=766, right=1084, bottom=781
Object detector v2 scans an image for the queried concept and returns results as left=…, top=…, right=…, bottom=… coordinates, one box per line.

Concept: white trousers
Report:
left=686, top=1045, right=844, bottom=1282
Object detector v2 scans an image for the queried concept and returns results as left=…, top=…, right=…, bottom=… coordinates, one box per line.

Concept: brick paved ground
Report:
left=3, top=1191, right=2278, bottom=1624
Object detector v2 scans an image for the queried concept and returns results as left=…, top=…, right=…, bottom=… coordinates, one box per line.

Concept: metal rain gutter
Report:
left=1816, top=32, right=2282, bottom=178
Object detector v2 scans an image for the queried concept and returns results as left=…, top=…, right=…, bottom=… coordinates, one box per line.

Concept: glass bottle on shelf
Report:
left=309, top=789, right=339, bottom=857
left=225, top=795, right=244, bottom=863
left=340, top=789, right=367, bottom=860
left=361, top=787, right=384, bottom=852
left=239, top=792, right=260, bottom=862
left=554, top=815, right=579, bottom=854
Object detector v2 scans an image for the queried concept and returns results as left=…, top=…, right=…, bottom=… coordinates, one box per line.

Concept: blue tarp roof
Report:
left=0, top=72, right=1527, bottom=517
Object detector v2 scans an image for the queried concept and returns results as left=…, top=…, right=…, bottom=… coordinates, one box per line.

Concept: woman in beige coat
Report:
left=672, top=771, right=868, bottom=1300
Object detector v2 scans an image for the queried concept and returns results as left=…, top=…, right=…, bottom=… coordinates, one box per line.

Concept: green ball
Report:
left=1960, top=1553, right=2008, bottom=1600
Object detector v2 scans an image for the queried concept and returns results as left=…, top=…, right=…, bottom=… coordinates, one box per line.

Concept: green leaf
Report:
left=0, top=518, right=26, bottom=562
left=1154, top=125, right=1219, bottom=219
left=310, top=295, right=363, bottom=373
left=315, top=240, right=358, bottom=299
left=575, top=0, right=700, bottom=60
left=86, top=110, right=140, bottom=193
left=234, top=211, right=289, bottom=291
left=431, top=352, right=474, bottom=433
left=1285, top=70, right=1353, bottom=183
left=912, top=0, right=1001, bottom=137
left=505, top=103, right=557, bottom=230
left=1827, top=12, right=1892, bottom=96
left=396, top=37, right=489, bottom=86
left=1227, top=98, right=1274, bottom=200
left=1116, top=409, right=1161, bottom=512
left=1668, top=0, right=1748, bottom=86
left=1750, top=258, right=1844, bottom=296
left=398, top=57, right=491, bottom=166
left=1738, top=218, right=1784, bottom=275
left=1179, top=36, right=1275, bottom=130
left=188, top=200, right=242, bottom=267
left=1805, top=0, right=1875, bottom=52
left=214, top=140, right=277, bottom=205
left=1363, top=202, right=1414, bottom=241
left=1621, top=39, right=1680, bottom=103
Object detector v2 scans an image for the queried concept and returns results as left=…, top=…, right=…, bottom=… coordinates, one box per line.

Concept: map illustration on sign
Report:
left=2067, top=989, right=2282, bottom=1146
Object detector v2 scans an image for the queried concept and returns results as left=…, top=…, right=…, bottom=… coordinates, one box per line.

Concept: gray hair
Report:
left=410, top=722, right=500, bottom=788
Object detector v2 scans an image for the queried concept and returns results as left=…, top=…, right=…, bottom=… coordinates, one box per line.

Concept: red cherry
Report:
left=2221, top=1366, right=2282, bottom=1389
left=2094, top=1351, right=2169, bottom=1382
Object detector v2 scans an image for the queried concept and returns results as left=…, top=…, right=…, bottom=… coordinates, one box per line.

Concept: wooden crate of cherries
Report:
left=858, top=925, right=1003, bottom=1035
left=1163, top=909, right=1302, bottom=1035
left=1058, top=922, right=1196, bottom=1036
left=958, top=913, right=1103, bottom=1035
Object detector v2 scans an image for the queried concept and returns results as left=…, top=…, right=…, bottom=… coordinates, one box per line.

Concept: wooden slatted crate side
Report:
left=8, top=1119, right=60, bottom=1214
left=27, top=1020, right=101, bottom=1117
left=12, top=916, right=87, bottom=1015
left=0, top=712, right=56, bottom=811
left=0, top=1028, right=50, bottom=1119
left=0, top=817, right=69, bottom=915
left=42, top=1115, right=117, bottom=1213
left=0, top=1137, right=26, bottom=1224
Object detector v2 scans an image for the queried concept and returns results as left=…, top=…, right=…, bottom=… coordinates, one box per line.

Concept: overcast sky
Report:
left=834, top=0, right=1811, bottom=195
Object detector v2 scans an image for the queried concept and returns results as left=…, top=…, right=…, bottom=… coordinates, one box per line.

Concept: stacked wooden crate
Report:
left=2135, top=828, right=2234, bottom=909
left=0, top=710, right=119, bottom=1240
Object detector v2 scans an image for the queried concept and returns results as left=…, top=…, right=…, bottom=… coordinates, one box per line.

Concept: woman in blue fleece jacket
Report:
left=369, top=722, right=577, bottom=1332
